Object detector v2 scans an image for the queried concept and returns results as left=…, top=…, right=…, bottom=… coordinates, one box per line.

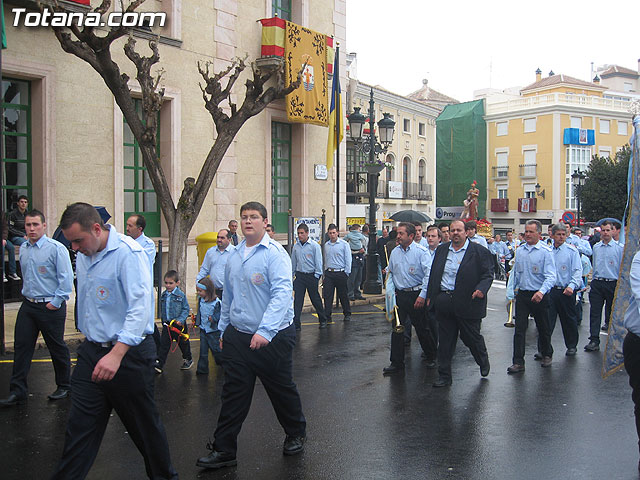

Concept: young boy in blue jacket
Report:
left=156, top=270, right=192, bottom=373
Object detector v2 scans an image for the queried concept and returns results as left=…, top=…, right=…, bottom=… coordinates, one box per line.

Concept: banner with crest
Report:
left=284, top=22, right=328, bottom=126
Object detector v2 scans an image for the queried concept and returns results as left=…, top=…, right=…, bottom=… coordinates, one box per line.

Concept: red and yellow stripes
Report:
left=260, top=17, right=286, bottom=57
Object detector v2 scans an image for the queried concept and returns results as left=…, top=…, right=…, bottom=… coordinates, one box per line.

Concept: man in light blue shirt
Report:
left=465, top=220, right=488, bottom=249
left=52, top=203, right=177, bottom=480
left=566, top=226, right=592, bottom=256
left=197, top=228, right=235, bottom=299
left=382, top=222, right=434, bottom=375
left=291, top=223, right=327, bottom=329
left=197, top=202, right=306, bottom=470
left=542, top=224, right=582, bottom=357
left=507, top=220, right=556, bottom=373
left=413, top=222, right=429, bottom=248
left=0, top=210, right=73, bottom=407
left=586, top=221, right=624, bottom=351
left=322, top=224, right=352, bottom=322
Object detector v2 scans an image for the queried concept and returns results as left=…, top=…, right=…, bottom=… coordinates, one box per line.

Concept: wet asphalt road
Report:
left=1, top=281, right=639, bottom=480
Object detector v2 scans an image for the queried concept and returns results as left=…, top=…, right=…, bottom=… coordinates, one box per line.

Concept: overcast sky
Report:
left=345, top=0, right=639, bottom=102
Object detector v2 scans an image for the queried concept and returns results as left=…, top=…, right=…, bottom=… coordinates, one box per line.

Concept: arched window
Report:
left=402, top=156, right=411, bottom=198
left=418, top=159, right=426, bottom=191
left=385, top=153, right=395, bottom=182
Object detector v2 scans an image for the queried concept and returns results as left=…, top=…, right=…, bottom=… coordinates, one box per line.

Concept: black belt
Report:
left=518, top=290, right=538, bottom=294
left=296, top=271, right=315, bottom=275
left=440, top=290, right=454, bottom=295
left=594, top=278, right=617, bottom=282
left=398, top=286, right=421, bottom=292
left=553, top=286, right=567, bottom=290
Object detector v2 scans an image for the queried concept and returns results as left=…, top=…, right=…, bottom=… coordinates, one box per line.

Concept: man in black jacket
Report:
left=426, top=220, right=494, bottom=387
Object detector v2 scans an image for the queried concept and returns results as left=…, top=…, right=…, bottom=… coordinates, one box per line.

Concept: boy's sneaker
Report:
left=181, top=359, right=194, bottom=370
left=7, top=273, right=20, bottom=281
left=154, top=360, right=163, bottom=374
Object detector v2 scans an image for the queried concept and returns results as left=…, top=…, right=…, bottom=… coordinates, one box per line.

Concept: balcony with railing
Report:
left=492, top=166, right=509, bottom=179
left=519, top=163, right=537, bottom=178
left=485, top=93, right=631, bottom=115
left=347, top=177, right=433, bottom=203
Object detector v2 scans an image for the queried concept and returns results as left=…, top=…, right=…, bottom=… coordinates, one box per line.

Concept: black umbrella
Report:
left=595, top=217, right=621, bottom=226
left=389, top=210, right=433, bottom=223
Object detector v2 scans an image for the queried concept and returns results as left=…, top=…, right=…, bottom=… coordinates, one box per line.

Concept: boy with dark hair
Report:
left=156, top=270, right=192, bottom=373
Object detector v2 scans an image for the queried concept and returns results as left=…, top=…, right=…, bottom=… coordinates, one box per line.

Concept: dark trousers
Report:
left=390, top=290, right=435, bottom=366
left=51, top=337, right=177, bottom=480
left=426, top=308, right=439, bottom=349
left=323, top=270, right=351, bottom=318
left=197, top=329, right=222, bottom=374
left=434, top=291, right=488, bottom=382
left=10, top=301, right=70, bottom=399
left=624, top=331, right=640, bottom=456
left=157, top=322, right=192, bottom=368
left=347, top=254, right=364, bottom=299
left=213, top=324, right=306, bottom=455
left=293, top=272, right=327, bottom=327
left=513, top=290, right=552, bottom=365
left=589, top=279, right=616, bottom=343
left=543, top=288, right=578, bottom=352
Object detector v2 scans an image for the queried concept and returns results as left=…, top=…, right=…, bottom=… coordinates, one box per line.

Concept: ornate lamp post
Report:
left=347, top=88, right=395, bottom=294
left=571, top=170, right=587, bottom=226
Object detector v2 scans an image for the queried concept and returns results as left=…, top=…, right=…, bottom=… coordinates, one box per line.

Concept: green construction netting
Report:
left=436, top=100, right=487, bottom=219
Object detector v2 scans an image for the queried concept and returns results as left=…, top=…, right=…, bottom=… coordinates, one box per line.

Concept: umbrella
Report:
left=595, top=217, right=621, bottom=226
left=53, top=205, right=112, bottom=247
left=389, top=210, right=432, bottom=223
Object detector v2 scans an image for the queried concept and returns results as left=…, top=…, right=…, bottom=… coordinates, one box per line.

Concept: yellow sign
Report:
left=346, top=217, right=366, bottom=226
left=285, top=22, right=328, bottom=126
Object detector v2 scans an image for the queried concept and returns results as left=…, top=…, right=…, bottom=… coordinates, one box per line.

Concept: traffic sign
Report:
left=561, top=211, right=575, bottom=223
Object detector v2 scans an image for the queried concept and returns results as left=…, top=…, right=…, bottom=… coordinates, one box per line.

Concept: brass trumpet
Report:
left=504, top=300, right=515, bottom=328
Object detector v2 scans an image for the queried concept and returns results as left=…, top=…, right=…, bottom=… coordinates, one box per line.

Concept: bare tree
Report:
left=46, top=0, right=302, bottom=278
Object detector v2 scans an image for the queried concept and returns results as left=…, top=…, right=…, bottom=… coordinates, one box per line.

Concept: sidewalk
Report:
left=1, top=290, right=386, bottom=353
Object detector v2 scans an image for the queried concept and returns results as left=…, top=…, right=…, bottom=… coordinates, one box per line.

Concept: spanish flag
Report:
left=326, top=47, right=342, bottom=169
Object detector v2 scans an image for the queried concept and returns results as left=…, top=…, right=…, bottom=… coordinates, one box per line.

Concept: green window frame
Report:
left=271, top=122, right=291, bottom=233
left=1, top=78, right=31, bottom=211
left=272, top=0, right=291, bottom=20
left=123, top=100, right=161, bottom=237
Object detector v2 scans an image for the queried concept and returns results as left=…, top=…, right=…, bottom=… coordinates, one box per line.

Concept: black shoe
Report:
left=424, top=360, right=437, bottom=369
left=533, top=352, right=542, bottom=361
left=354, top=295, right=365, bottom=300
left=319, top=321, right=327, bottom=329
left=48, top=388, right=70, bottom=401
left=0, top=392, right=26, bottom=407
left=433, top=378, right=452, bottom=388
left=343, top=314, right=351, bottom=322
left=196, top=450, right=237, bottom=469
left=382, top=364, right=404, bottom=376
left=480, top=358, right=490, bottom=377
left=601, top=324, right=609, bottom=332
left=566, top=348, right=577, bottom=356
left=283, top=435, right=305, bottom=456
left=584, top=341, right=600, bottom=352
left=541, top=356, right=552, bottom=368
left=507, top=364, right=525, bottom=374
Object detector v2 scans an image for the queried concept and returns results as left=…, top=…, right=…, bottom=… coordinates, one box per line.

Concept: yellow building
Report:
left=481, top=69, right=633, bottom=233
left=2, top=0, right=345, bottom=279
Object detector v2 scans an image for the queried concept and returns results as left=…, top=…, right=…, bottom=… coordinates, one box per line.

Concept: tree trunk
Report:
left=168, top=215, right=190, bottom=289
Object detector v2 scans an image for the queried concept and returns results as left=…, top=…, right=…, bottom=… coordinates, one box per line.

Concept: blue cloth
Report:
left=511, top=241, right=556, bottom=294
left=468, top=234, right=488, bottom=249
left=440, top=239, right=470, bottom=291
left=197, top=243, right=236, bottom=289
left=552, top=242, right=582, bottom=291
left=198, top=297, right=221, bottom=334
left=20, top=235, right=73, bottom=309
left=592, top=240, right=624, bottom=280
left=323, top=238, right=352, bottom=275
left=75, top=226, right=154, bottom=346
left=624, top=251, right=640, bottom=336
left=344, top=230, right=366, bottom=250
left=219, top=233, right=293, bottom=342
left=160, top=286, right=189, bottom=325
left=563, top=128, right=595, bottom=146
left=387, top=242, right=432, bottom=298
left=581, top=254, right=592, bottom=277
left=291, top=240, right=323, bottom=278
left=566, top=234, right=592, bottom=256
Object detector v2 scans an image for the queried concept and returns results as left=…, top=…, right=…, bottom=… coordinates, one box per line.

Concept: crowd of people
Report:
left=1, top=198, right=639, bottom=477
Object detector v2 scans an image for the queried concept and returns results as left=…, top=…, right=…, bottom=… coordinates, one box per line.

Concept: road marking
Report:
left=0, top=358, right=78, bottom=364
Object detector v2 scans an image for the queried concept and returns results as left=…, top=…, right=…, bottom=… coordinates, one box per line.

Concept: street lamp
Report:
left=347, top=88, right=395, bottom=294
left=571, top=170, right=586, bottom=226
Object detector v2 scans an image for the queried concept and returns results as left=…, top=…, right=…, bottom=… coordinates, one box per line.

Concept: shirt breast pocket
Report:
left=93, top=278, right=118, bottom=307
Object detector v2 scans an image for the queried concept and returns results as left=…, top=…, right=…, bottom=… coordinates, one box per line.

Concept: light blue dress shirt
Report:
left=592, top=240, right=623, bottom=280
left=552, top=242, right=582, bottom=291
left=20, top=235, right=73, bottom=308
left=135, top=233, right=156, bottom=277
left=219, top=233, right=293, bottom=342
left=292, top=240, right=323, bottom=278
left=566, top=234, right=592, bottom=256
left=624, top=251, right=640, bottom=335
left=197, top=243, right=236, bottom=289
left=468, top=234, right=488, bottom=249
left=417, top=237, right=429, bottom=248
left=76, top=226, right=153, bottom=345
left=440, top=239, right=469, bottom=291
left=512, top=241, right=556, bottom=294
left=387, top=242, right=432, bottom=299
left=323, top=238, right=352, bottom=275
